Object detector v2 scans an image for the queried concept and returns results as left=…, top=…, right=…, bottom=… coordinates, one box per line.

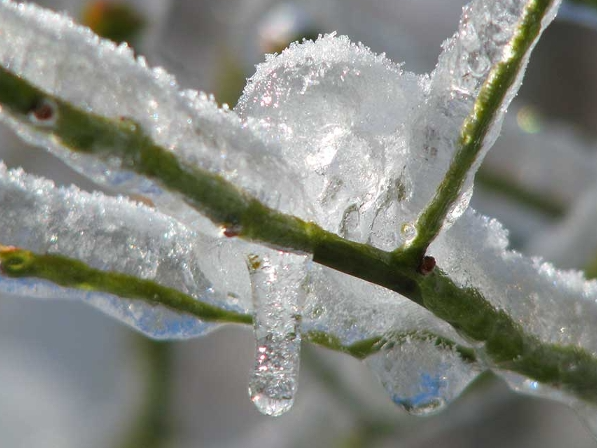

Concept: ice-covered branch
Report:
left=0, top=246, right=251, bottom=325
left=2, top=0, right=597, bottom=423
left=407, top=0, right=561, bottom=258
left=0, top=243, right=475, bottom=365
left=0, top=64, right=423, bottom=298
left=0, top=147, right=596, bottom=410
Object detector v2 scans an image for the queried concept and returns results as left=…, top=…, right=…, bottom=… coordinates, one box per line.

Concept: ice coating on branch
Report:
left=0, top=0, right=310, bottom=231
left=428, top=209, right=597, bottom=422
left=303, top=265, right=462, bottom=345
left=248, top=250, right=307, bottom=416
left=365, top=336, right=482, bottom=415
left=0, top=163, right=251, bottom=338
left=409, top=0, right=561, bottom=230
left=237, top=34, right=427, bottom=250
left=432, top=208, right=597, bottom=357
left=236, top=0, right=560, bottom=250
left=301, top=264, right=482, bottom=414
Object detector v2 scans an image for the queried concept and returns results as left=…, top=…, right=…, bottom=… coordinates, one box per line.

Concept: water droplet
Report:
left=401, top=222, right=417, bottom=242
left=249, top=335, right=298, bottom=417
left=468, top=53, right=490, bottom=78
left=394, top=387, right=447, bottom=416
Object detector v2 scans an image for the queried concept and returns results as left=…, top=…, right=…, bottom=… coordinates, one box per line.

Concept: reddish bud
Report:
left=418, top=255, right=436, bottom=276
left=222, top=224, right=242, bottom=238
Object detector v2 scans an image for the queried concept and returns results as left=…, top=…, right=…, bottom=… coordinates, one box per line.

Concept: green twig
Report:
left=0, top=64, right=423, bottom=303
left=407, top=0, right=558, bottom=259
left=0, top=246, right=251, bottom=325
left=81, top=1, right=145, bottom=46
left=0, top=245, right=470, bottom=364
left=2, top=243, right=597, bottom=405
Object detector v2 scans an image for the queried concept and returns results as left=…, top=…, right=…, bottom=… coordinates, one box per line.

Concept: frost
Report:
left=236, top=0, right=559, bottom=250
left=432, top=209, right=597, bottom=352
left=0, top=163, right=250, bottom=338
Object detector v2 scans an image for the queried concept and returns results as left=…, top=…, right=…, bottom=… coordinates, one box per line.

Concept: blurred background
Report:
left=1, top=0, right=597, bottom=446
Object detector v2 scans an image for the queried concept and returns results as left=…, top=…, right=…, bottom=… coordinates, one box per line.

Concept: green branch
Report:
left=81, top=1, right=145, bottom=46
left=0, top=65, right=423, bottom=303
left=407, top=0, right=557, bottom=258
left=0, top=245, right=472, bottom=363
left=0, top=246, right=251, bottom=325
left=117, top=339, right=173, bottom=448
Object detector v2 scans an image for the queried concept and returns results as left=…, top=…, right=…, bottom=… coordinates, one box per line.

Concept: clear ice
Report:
left=0, top=163, right=251, bottom=338
left=247, top=250, right=307, bottom=416
left=365, top=335, right=483, bottom=415
left=0, top=0, right=311, bottom=234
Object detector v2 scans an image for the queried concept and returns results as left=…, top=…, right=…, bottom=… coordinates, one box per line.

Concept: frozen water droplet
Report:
left=401, top=392, right=447, bottom=416
left=247, top=250, right=306, bottom=417
left=401, top=222, right=417, bottom=243
left=365, top=335, right=481, bottom=416
left=468, top=54, right=490, bottom=78
left=249, top=336, right=297, bottom=417
left=445, top=186, right=474, bottom=226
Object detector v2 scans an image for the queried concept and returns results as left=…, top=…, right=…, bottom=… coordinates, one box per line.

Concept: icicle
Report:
left=247, top=250, right=306, bottom=416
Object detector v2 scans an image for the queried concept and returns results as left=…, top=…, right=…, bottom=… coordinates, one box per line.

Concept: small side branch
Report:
left=407, top=0, right=559, bottom=259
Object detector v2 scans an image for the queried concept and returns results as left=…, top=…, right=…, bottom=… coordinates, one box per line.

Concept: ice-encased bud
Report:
left=247, top=250, right=307, bottom=416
